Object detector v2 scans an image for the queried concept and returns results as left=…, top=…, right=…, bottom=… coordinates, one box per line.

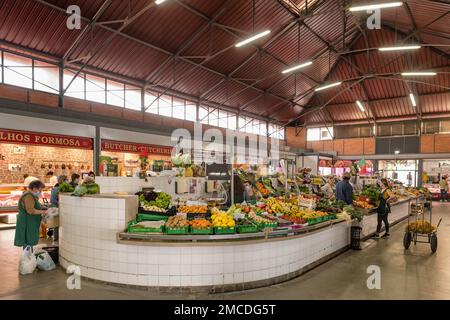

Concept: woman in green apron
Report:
left=14, top=180, right=49, bottom=250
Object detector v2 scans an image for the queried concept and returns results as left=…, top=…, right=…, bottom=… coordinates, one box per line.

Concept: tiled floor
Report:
left=0, top=203, right=449, bottom=300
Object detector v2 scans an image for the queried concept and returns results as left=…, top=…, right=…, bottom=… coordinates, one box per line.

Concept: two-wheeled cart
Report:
left=403, top=196, right=442, bottom=253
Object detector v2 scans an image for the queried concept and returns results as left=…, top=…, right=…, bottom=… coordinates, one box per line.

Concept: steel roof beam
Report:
left=62, top=0, right=112, bottom=63
left=143, top=0, right=233, bottom=85
left=33, top=0, right=299, bottom=118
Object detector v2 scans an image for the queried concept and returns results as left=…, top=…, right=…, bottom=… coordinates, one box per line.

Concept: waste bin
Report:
left=42, top=246, right=59, bottom=264
left=351, top=226, right=362, bottom=250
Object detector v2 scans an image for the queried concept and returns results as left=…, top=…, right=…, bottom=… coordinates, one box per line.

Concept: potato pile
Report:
left=165, top=216, right=189, bottom=228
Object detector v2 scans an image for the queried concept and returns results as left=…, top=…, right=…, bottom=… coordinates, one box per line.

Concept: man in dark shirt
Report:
left=336, top=172, right=354, bottom=205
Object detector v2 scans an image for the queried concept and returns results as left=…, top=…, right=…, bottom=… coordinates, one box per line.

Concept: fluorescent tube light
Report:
left=155, top=0, right=167, bottom=4
left=401, top=72, right=437, bottom=76
left=315, top=81, right=342, bottom=92
left=235, top=30, right=271, bottom=48
left=379, top=45, right=421, bottom=51
left=409, top=93, right=417, bottom=107
left=282, top=61, right=313, bottom=74
left=356, top=100, right=365, bottom=112
left=349, top=2, right=403, bottom=12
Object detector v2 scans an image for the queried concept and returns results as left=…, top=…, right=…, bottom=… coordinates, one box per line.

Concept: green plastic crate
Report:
left=214, top=226, right=236, bottom=234
left=259, top=221, right=278, bottom=229
left=165, top=227, right=188, bottom=235
left=237, top=223, right=258, bottom=234
left=127, top=220, right=164, bottom=233
left=137, top=213, right=169, bottom=222
left=190, top=227, right=213, bottom=235
left=307, top=217, right=322, bottom=225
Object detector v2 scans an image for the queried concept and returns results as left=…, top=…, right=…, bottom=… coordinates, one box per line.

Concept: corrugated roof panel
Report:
left=420, top=92, right=450, bottom=114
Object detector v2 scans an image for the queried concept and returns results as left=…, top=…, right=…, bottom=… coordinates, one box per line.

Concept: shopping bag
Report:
left=19, top=246, right=37, bottom=275
left=42, top=207, right=59, bottom=224
left=35, top=250, right=56, bottom=271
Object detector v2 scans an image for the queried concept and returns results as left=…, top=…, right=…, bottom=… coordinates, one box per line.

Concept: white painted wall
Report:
left=100, top=127, right=174, bottom=147
left=0, top=112, right=95, bottom=137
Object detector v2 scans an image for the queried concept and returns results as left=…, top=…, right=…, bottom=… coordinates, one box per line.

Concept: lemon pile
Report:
left=211, top=212, right=235, bottom=228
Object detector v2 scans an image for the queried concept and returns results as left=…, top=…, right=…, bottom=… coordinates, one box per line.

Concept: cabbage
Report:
left=72, top=185, right=88, bottom=197
left=171, top=153, right=183, bottom=167
left=182, top=154, right=191, bottom=165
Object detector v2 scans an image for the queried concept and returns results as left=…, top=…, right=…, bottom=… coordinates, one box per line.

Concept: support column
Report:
left=94, top=126, right=101, bottom=175
left=417, top=159, right=423, bottom=187
left=59, top=61, right=64, bottom=108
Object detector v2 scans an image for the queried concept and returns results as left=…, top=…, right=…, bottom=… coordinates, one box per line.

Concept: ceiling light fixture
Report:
left=379, top=45, right=421, bottom=51
left=401, top=72, right=437, bottom=76
left=235, top=30, right=271, bottom=48
left=394, top=150, right=400, bottom=155
left=349, top=2, right=403, bottom=12
left=356, top=100, right=365, bottom=112
left=315, top=81, right=342, bottom=92
left=155, top=0, right=168, bottom=4
left=409, top=93, right=417, bottom=107
left=282, top=61, right=313, bottom=74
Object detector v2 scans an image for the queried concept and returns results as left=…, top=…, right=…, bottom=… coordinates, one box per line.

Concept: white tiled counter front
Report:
left=360, top=198, right=411, bottom=238
left=59, top=194, right=350, bottom=291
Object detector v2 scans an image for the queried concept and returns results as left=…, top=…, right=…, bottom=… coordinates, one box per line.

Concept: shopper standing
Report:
left=46, top=171, right=58, bottom=187
left=14, top=180, right=49, bottom=250
left=23, top=174, right=38, bottom=185
left=375, top=178, right=396, bottom=238
left=335, top=172, right=353, bottom=205
left=321, top=177, right=335, bottom=200
left=50, top=175, right=67, bottom=207
left=69, top=173, right=80, bottom=189
left=439, top=176, right=448, bottom=202
left=407, top=172, right=413, bottom=187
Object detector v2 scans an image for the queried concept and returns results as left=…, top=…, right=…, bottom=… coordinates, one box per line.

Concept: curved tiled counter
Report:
left=59, top=194, right=352, bottom=292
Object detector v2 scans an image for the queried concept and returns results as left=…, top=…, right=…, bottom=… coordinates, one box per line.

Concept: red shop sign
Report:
left=101, top=139, right=173, bottom=156
left=0, top=129, right=93, bottom=150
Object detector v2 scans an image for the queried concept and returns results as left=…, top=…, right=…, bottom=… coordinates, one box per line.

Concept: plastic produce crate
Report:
left=237, top=223, right=258, bottom=234
left=127, top=219, right=165, bottom=233
left=190, top=227, right=213, bottom=235
left=137, top=213, right=169, bottom=222
left=307, top=217, right=322, bottom=225
left=165, top=227, right=189, bottom=235
left=214, top=226, right=236, bottom=234
left=260, top=221, right=278, bottom=229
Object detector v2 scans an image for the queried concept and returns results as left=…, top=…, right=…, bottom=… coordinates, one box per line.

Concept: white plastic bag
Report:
left=42, top=207, right=59, bottom=224
left=19, top=246, right=37, bottom=275
left=35, top=250, right=56, bottom=271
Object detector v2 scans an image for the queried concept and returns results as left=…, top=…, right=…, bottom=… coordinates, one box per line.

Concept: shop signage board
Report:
left=0, top=129, right=93, bottom=150
left=101, top=139, right=173, bottom=156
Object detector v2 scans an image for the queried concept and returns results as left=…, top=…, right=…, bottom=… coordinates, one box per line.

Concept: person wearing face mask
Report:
left=70, top=173, right=80, bottom=189
left=14, top=180, right=49, bottom=250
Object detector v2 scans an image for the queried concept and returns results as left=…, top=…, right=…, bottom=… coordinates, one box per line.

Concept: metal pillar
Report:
left=94, top=126, right=101, bottom=175
left=418, top=159, right=423, bottom=188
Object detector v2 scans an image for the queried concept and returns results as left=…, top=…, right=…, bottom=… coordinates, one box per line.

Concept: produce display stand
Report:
left=403, top=196, right=441, bottom=253
left=118, top=218, right=345, bottom=243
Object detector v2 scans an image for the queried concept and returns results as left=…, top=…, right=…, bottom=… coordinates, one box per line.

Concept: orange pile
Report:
left=189, top=219, right=212, bottom=229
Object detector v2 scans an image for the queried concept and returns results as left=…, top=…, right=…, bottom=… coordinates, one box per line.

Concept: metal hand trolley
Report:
left=403, top=196, right=442, bottom=253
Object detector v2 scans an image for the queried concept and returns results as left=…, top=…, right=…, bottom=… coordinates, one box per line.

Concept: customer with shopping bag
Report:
left=14, top=180, right=50, bottom=251
left=374, top=178, right=397, bottom=238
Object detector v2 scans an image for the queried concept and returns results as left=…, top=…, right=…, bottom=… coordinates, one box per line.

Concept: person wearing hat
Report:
left=335, top=172, right=354, bottom=205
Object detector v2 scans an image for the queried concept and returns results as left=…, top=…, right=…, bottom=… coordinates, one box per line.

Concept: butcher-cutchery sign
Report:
left=0, top=129, right=93, bottom=149
left=101, top=139, right=173, bottom=156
